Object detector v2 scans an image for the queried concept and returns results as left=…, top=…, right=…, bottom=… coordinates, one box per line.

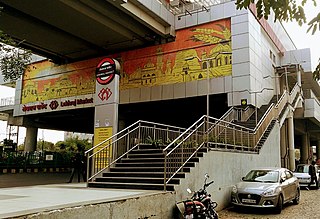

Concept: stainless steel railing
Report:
left=85, top=83, right=301, bottom=189
left=163, top=83, right=302, bottom=189
left=85, top=120, right=186, bottom=182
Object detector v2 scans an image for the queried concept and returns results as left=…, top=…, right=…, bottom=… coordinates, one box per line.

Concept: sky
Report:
left=0, top=2, right=319, bottom=145
left=0, top=86, right=64, bottom=145
left=283, top=1, right=320, bottom=70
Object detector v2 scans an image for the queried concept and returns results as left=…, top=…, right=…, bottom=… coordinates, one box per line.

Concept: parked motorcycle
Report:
left=176, top=174, right=218, bottom=219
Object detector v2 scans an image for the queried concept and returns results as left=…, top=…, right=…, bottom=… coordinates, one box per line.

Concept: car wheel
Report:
left=293, top=189, right=300, bottom=205
left=274, top=195, right=283, bottom=214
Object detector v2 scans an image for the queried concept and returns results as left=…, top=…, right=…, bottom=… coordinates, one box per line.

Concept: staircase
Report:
left=256, top=119, right=276, bottom=150
left=235, top=95, right=278, bottom=129
left=86, top=92, right=288, bottom=191
left=88, top=144, right=206, bottom=191
left=85, top=85, right=303, bottom=191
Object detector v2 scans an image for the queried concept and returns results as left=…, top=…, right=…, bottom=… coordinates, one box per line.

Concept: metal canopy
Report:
left=0, top=0, right=173, bottom=64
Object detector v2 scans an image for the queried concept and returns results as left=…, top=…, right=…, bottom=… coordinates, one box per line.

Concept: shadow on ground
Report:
left=0, top=172, right=83, bottom=188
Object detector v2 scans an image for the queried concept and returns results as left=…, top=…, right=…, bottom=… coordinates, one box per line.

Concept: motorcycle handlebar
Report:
left=204, top=180, right=214, bottom=188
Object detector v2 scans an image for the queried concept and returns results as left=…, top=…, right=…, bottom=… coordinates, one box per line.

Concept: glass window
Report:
left=285, top=171, right=293, bottom=179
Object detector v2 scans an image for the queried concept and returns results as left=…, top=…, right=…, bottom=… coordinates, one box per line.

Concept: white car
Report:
left=293, top=164, right=320, bottom=189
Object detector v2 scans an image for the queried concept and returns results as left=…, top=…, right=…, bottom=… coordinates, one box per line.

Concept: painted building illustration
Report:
left=21, top=19, right=231, bottom=104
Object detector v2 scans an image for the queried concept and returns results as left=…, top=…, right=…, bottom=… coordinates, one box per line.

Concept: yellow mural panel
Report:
left=22, top=60, right=96, bottom=104
left=119, top=18, right=232, bottom=90
left=21, top=19, right=232, bottom=104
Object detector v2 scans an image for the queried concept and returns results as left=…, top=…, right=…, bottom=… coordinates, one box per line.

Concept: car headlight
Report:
left=232, top=185, right=238, bottom=194
left=262, top=188, right=277, bottom=196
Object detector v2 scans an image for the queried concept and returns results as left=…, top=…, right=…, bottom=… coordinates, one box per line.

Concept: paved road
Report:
left=0, top=172, right=82, bottom=188
left=219, top=188, right=320, bottom=218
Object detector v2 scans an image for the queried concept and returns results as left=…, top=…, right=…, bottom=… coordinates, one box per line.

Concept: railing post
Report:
left=241, top=128, right=243, bottom=151
left=126, top=129, right=130, bottom=158
left=138, top=122, right=141, bottom=148
left=166, top=127, right=169, bottom=145
left=233, top=126, right=235, bottom=148
left=164, top=151, right=167, bottom=191
left=86, top=153, right=90, bottom=183
left=206, top=116, right=209, bottom=148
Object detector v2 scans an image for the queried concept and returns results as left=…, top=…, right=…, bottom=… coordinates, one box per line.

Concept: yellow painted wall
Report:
left=22, top=19, right=231, bottom=104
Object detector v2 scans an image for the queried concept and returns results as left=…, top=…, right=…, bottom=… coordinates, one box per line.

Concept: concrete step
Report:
left=120, top=157, right=200, bottom=163
left=95, top=176, right=180, bottom=184
left=88, top=181, right=175, bottom=191
left=130, top=149, right=163, bottom=154
left=115, top=162, right=195, bottom=168
left=109, top=166, right=191, bottom=173
left=102, top=171, right=186, bottom=178
left=127, top=153, right=164, bottom=158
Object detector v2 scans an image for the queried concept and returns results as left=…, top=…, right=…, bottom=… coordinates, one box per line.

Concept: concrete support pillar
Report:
left=297, top=69, right=302, bottom=87
left=301, top=133, right=310, bottom=164
left=287, top=115, right=295, bottom=171
left=24, top=127, right=38, bottom=152
left=280, top=122, right=287, bottom=168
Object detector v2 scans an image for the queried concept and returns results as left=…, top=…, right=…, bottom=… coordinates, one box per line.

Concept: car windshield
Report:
left=295, top=165, right=308, bottom=173
left=243, top=170, right=279, bottom=183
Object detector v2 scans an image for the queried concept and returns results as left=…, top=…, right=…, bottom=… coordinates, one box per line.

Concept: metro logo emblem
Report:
left=96, top=58, right=117, bottom=85
left=49, top=100, right=59, bottom=110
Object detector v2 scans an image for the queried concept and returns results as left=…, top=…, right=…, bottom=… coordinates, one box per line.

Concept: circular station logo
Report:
left=96, top=58, right=118, bottom=85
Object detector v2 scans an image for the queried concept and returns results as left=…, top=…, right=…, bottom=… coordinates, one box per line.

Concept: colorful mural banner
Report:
left=22, top=18, right=231, bottom=104
left=22, top=60, right=96, bottom=104
left=120, top=18, right=232, bottom=89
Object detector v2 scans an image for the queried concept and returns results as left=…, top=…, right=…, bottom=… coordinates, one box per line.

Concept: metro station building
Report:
left=0, top=0, right=320, bottom=207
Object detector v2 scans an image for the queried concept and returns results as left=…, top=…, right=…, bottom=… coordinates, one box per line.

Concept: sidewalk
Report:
left=0, top=172, right=72, bottom=188
left=0, top=172, right=163, bottom=218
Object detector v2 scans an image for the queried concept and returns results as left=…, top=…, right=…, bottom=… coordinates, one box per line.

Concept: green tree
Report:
left=0, top=6, right=32, bottom=83
left=0, top=31, right=32, bottom=82
left=235, top=0, right=320, bottom=80
left=36, top=140, right=55, bottom=151
left=55, top=136, right=92, bottom=152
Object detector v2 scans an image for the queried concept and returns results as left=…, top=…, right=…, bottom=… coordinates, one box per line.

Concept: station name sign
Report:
left=96, top=58, right=119, bottom=85
left=22, top=97, right=93, bottom=112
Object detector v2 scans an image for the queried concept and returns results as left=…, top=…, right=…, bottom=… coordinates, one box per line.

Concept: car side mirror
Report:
left=241, top=177, right=245, bottom=181
left=280, top=177, right=286, bottom=183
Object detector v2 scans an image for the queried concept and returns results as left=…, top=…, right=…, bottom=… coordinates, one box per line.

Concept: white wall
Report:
left=174, top=122, right=281, bottom=210
left=174, top=1, right=297, bottom=108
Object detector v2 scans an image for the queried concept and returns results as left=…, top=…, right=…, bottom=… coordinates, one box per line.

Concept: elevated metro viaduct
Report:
left=0, top=0, right=320, bottom=174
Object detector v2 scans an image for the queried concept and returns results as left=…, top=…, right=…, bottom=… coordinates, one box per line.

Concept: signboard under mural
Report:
left=20, top=18, right=231, bottom=106
left=93, top=127, right=113, bottom=168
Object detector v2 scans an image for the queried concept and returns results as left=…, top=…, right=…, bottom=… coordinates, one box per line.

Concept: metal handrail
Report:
left=163, top=83, right=302, bottom=189
left=252, top=83, right=300, bottom=147
left=85, top=120, right=186, bottom=182
left=163, top=115, right=254, bottom=189
left=85, top=83, right=302, bottom=189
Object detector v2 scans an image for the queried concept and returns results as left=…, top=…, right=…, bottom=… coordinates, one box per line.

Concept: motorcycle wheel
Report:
left=208, top=209, right=218, bottom=219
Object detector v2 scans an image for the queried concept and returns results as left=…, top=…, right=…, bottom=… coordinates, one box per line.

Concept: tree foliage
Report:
left=0, top=30, right=32, bottom=82
left=36, top=140, right=55, bottom=151
left=235, top=0, right=320, bottom=81
left=55, top=136, right=92, bottom=152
